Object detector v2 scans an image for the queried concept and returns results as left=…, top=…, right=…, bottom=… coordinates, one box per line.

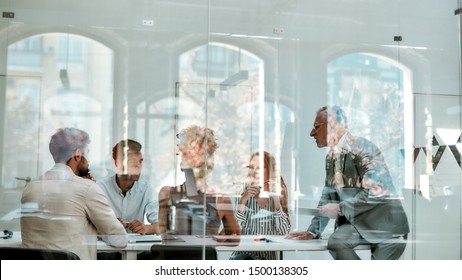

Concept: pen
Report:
left=254, top=237, right=272, bottom=242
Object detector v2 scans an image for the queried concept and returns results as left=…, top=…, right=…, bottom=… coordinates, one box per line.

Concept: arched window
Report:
left=133, top=42, right=294, bottom=192
left=4, top=33, right=114, bottom=187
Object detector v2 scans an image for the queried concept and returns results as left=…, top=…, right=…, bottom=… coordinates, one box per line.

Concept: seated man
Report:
left=286, top=106, right=409, bottom=260
left=21, top=128, right=127, bottom=260
left=97, top=139, right=158, bottom=259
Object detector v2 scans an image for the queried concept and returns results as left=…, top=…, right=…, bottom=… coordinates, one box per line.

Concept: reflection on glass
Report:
left=327, top=53, right=408, bottom=193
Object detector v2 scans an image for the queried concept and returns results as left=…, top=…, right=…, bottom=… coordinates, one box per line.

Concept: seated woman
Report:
left=230, top=151, right=291, bottom=260
left=158, top=125, right=240, bottom=240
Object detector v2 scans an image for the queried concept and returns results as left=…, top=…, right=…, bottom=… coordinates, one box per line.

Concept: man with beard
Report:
left=97, top=139, right=158, bottom=260
left=21, top=128, right=127, bottom=260
left=98, top=139, right=158, bottom=235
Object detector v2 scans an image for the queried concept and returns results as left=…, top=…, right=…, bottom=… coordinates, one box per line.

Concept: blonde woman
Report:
left=158, top=125, right=240, bottom=239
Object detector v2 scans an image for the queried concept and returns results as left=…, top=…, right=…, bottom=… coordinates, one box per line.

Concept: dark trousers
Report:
left=327, top=223, right=407, bottom=260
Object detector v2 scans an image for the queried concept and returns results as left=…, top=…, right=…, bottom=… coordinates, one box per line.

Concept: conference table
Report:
left=1, top=231, right=371, bottom=260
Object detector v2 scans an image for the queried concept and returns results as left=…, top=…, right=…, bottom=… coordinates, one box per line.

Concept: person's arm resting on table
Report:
left=87, top=185, right=128, bottom=247
left=285, top=231, right=316, bottom=240
left=125, top=220, right=158, bottom=234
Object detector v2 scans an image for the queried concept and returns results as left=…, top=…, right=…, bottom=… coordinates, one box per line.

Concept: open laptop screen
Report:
left=183, top=168, right=199, bottom=197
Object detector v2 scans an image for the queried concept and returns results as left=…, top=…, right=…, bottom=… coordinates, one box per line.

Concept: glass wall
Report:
left=0, top=0, right=460, bottom=260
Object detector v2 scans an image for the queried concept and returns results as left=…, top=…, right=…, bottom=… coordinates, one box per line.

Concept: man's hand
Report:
left=126, top=220, right=158, bottom=234
left=81, top=171, right=96, bottom=182
left=285, top=231, right=315, bottom=240
left=318, top=203, right=340, bottom=219
left=126, top=220, right=149, bottom=234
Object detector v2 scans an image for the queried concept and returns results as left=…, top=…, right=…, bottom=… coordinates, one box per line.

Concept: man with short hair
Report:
left=287, top=106, right=409, bottom=260
left=98, top=139, right=158, bottom=234
left=21, top=127, right=127, bottom=260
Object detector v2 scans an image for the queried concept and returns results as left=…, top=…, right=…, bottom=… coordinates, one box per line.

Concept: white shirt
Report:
left=97, top=175, right=158, bottom=230
left=21, top=164, right=128, bottom=260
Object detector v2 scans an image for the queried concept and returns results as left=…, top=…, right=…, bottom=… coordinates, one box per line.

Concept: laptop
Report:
left=183, top=168, right=199, bottom=197
left=127, top=233, right=162, bottom=243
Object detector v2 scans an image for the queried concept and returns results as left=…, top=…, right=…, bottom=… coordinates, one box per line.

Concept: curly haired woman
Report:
left=158, top=125, right=240, bottom=240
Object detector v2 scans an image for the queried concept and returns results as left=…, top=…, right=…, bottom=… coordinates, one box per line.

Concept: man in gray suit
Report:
left=287, top=105, right=409, bottom=260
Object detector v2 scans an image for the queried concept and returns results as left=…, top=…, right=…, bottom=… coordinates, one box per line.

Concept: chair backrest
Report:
left=0, top=247, right=80, bottom=260
left=151, top=245, right=217, bottom=260
left=158, top=185, right=199, bottom=235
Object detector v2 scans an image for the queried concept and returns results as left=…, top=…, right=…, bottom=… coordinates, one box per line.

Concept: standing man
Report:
left=21, top=128, right=127, bottom=260
left=287, top=105, right=409, bottom=260
left=98, top=139, right=158, bottom=234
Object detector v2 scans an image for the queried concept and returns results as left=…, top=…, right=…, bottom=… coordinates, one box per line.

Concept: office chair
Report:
left=0, top=247, right=80, bottom=260
left=150, top=245, right=217, bottom=260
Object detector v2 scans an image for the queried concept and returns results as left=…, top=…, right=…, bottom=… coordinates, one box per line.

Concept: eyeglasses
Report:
left=312, top=122, right=325, bottom=131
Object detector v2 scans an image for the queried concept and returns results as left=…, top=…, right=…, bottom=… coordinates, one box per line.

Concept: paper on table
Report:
left=127, top=233, right=162, bottom=243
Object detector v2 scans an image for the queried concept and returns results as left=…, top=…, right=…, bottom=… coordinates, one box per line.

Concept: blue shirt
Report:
left=97, top=175, right=158, bottom=231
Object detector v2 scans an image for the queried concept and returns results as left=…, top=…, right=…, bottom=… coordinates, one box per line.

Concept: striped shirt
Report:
left=231, top=196, right=290, bottom=260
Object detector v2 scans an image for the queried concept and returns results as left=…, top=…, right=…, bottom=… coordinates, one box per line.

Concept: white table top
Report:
left=100, top=235, right=334, bottom=252
left=1, top=231, right=335, bottom=251
left=1, top=231, right=371, bottom=260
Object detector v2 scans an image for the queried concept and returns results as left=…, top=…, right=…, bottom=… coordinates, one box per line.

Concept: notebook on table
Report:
left=128, top=233, right=162, bottom=243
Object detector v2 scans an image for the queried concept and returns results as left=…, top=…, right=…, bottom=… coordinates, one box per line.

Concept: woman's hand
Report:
left=241, top=185, right=260, bottom=201
left=237, top=185, right=260, bottom=213
left=272, top=193, right=281, bottom=210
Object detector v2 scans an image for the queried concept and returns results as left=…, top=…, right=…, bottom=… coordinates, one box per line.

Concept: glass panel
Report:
left=413, top=94, right=462, bottom=259
left=0, top=0, right=461, bottom=261
left=3, top=75, right=41, bottom=188
left=0, top=75, right=41, bottom=231
left=327, top=53, right=408, bottom=195
left=1, top=32, right=114, bottom=233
